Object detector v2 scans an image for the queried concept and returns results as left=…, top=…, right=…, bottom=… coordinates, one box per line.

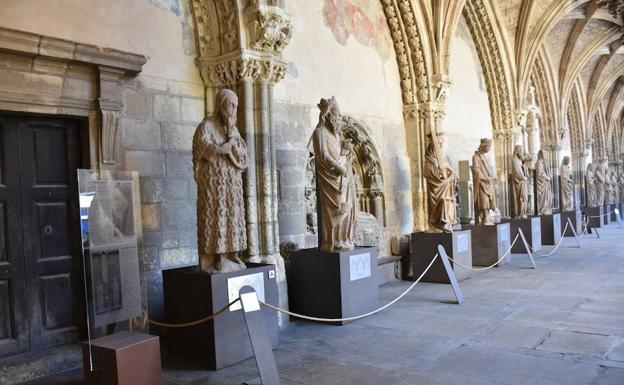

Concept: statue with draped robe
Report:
left=586, top=163, right=597, bottom=207
left=595, top=163, right=606, bottom=206
left=536, top=150, right=553, bottom=215
left=560, top=156, right=573, bottom=211
left=512, top=145, right=529, bottom=219
left=471, top=138, right=496, bottom=225
left=424, top=131, right=457, bottom=232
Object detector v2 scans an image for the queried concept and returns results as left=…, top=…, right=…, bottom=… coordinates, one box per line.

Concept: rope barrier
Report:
left=445, top=233, right=520, bottom=271
left=530, top=221, right=569, bottom=257
left=259, top=253, right=441, bottom=323
left=144, top=298, right=241, bottom=328
left=588, top=210, right=614, bottom=219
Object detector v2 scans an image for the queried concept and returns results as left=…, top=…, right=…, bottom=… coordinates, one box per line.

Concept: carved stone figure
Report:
left=611, top=171, right=620, bottom=204
left=605, top=170, right=615, bottom=205
left=312, top=97, right=357, bottom=251
left=535, top=150, right=553, bottom=215
left=424, top=131, right=457, bottom=232
left=559, top=156, right=573, bottom=211
left=586, top=163, right=597, bottom=207
left=595, top=163, right=606, bottom=206
left=512, top=145, right=529, bottom=219
left=471, top=138, right=496, bottom=225
left=193, top=89, right=249, bottom=273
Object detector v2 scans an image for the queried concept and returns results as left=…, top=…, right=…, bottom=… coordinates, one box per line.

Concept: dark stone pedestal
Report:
left=409, top=231, right=472, bottom=283
left=163, top=264, right=278, bottom=370
left=540, top=213, right=561, bottom=246
left=82, top=332, right=161, bottom=385
left=465, top=223, right=510, bottom=267
left=604, top=205, right=612, bottom=225
left=582, top=206, right=603, bottom=230
left=509, top=217, right=541, bottom=253
left=288, top=247, right=378, bottom=325
left=561, top=210, right=582, bottom=237
left=610, top=204, right=619, bottom=222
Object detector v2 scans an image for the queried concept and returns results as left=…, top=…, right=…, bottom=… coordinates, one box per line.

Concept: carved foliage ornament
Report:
left=251, top=10, right=292, bottom=54
left=198, top=56, right=288, bottom=87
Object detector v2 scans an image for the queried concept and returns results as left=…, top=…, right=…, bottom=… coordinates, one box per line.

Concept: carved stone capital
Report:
left=245, top=5, right=293, bottom=55
left=197, top=53, right=288, bottom=87
left=418, top=102, right=446, bottom=121
left=402, top=104, right=418, bottom=122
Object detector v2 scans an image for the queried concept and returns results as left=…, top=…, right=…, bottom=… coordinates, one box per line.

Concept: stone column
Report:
left=403, top=104, right=426, bottom=231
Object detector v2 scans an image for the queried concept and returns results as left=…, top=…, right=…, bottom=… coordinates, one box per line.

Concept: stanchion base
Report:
left=463, top=223, right=510, bottom=267
left=162, top=264, right=278, bottom=370
left=561, top=210, right=582, bottom=237
left=287, top=247, right=379, bottom=325
left=509, top=217, right=541, bottom=253
left=540, top=213, right=561, bottom=246
left=409, top=231, right=472, bottom=283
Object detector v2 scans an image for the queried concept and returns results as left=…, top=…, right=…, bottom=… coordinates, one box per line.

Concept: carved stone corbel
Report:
left=97, top=66, right=125, bottom=165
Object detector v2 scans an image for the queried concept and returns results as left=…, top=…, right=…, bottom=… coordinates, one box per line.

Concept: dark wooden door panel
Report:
left=18, top=118, right=82, bottom=351
left=0, top=116, right=29, bottom=357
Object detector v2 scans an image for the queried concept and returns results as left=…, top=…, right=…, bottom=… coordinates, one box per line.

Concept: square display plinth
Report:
left=610, top=204, right=619, bottom=222
left=540, top=213, right=561, bottom=246
left=82, top=332, right=161, bottom=385
left=287, top=247, right=379, bottom=325
left=409, top=231, right=472, bottom=283
left=561, top=210, right=582, bottom=237
left=582, top=206, right=603, bottom=230
left=163, top=263, right=278, bottom=370
left=509, top=217, right=541, bottom=253
left=465, top=223, right=510, bottom=267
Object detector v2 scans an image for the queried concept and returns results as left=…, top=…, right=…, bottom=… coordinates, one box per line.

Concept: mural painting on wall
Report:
left=305, top=115, right=388, bottom=255
left=322, top=0, right=392, bottom=61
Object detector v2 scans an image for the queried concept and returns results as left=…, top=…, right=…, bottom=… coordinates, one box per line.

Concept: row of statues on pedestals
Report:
left=585, top=163, right=621, bottom=207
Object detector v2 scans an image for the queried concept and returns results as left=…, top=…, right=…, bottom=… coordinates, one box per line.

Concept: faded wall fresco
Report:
left=322, top=0, right=393, bottom=61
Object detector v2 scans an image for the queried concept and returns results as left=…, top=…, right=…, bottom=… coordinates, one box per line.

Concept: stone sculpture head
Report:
left=513, top=144, right=524, bottom=159
left=562, top=156, right=570, bottom=165
left=478, top=138, right=492, bottom=153
left=426, top=130, right=446, bottom=148
left=317, top=96, right=342, bottom=134
left=216, top=88, right=238, bottom=131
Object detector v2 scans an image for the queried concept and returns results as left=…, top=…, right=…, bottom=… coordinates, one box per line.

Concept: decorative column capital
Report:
left=418, top=101, right=446, bottom=121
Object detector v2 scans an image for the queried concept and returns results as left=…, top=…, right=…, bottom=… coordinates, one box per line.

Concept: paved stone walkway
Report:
left=22, top=224, right=624, bottom=385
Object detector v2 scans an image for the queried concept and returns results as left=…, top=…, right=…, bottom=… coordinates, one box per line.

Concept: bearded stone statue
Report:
left=512, top=145, right=529, bottom=219
left=424, top=131, right=457, bottom=232
left=560, top=156, right=573, bottom=211
left=586, top=163, right=597, bottom=207
left=312, top=97, right=357, bottom=251
left=192, top=88, right=249, bottom=273
left=471, top=138, right=496, bottom=225
left=536, top=150, right=553, bottom=215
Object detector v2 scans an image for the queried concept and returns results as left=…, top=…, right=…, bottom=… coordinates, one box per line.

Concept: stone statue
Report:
left=595, top=163, right=606, bottom=206
left=424, top=131, right=457, bottom=232
left=192, top=88, right=249, bottom=273
left=610, top=171, right=618, bottom=204
left=312, top=97, right=357, bottom=251
left=605, top=169, right=615, bottom=205
left=586, top=163, right=597, bottom=207
left=471, top=138, right=496, bottom=225
left=512, top=145, right=529, bottom=219
left=559, top=156, right=573, bottom=211
left=536, top=150, right=553, bottom=215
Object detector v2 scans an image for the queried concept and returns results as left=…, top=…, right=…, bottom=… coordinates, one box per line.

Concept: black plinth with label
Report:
left=561, top=210, right=582, bottom=237
left=509, top=216, right=542, bottom=253
left=287, top=247, right=378, bottom=325
left=163, top=263, right=278, bottom=370
left=609, top=204, right=619, bottom=222
left=464, top=223, right=510, bottom=267
left=583, top=206, right=603, bottom=230
left=409, top=231, right=472, bottom=283
left=540, top=213, right=561, bottom=246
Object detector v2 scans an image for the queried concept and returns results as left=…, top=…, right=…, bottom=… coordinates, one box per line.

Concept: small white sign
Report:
left=227, top=272, right=265, bottom=311
left=349, top=253, right=371, bottom=281
left=457, top=233, right=469, bottom=252
left=240, top=292, right=261, bottom=313
left=268, top=270, right=275, bottom=279
left=498, top=225, right=509, bottom=242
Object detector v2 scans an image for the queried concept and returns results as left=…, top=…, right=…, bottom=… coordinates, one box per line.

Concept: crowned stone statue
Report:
left=512, top=145, right=529, bottom=219
left=424, top=130, right=457, bottom=232
left=312, top=97, right=357, bottom=251
left=559, top=156, right=573, bottom=211
left=471, top=138, right=496, bottom=225
left=192, top=89, right=249, bottom=273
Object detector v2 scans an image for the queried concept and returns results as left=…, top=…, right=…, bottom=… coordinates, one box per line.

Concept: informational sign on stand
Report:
left=78, top=170, right=144, bottom=328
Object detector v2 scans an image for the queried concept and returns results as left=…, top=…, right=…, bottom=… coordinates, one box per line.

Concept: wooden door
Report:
left=0, top=114, right=83, bottom=357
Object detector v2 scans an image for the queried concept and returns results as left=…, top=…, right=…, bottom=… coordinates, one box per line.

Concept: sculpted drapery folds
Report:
left=559, top=156, right=574, bottom=211
left=586, top=164, right=597, bottom=207
left=424, top=131, right=457, bottom=233
left=512, top=145, right=529, bottom=219
left=536, top=150, right=553, bottom=215
left=471, top=138, right=496, bottom=225
left=605, top=170, right=615, bottom=205
left=612, top=172, right=620, bottom=204
left=595, top=163, right=606, bottom=206
left=312, top=97, right=357, bottom=252
left=193, top=88, right=249, bottom=273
